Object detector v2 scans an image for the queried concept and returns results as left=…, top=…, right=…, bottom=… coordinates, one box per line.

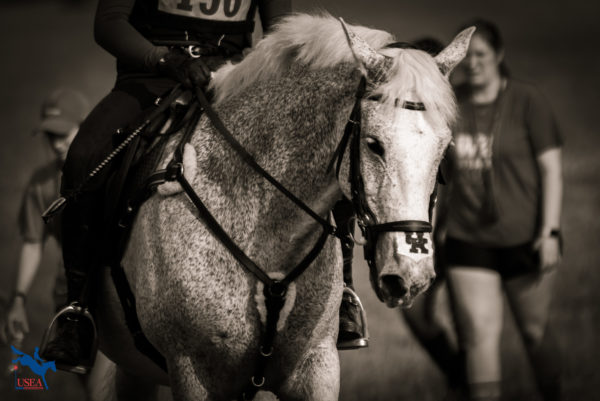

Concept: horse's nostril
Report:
left=381, top=275, right=407, bottom=298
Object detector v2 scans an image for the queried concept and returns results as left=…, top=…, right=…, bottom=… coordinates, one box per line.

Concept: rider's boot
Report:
left=333, top=199, right=368, bottom=350
left=40, top=198, right=98, bottom=374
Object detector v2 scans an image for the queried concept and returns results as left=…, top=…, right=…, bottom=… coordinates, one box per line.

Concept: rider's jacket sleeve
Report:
left=94, top=0, right=168, bottom=72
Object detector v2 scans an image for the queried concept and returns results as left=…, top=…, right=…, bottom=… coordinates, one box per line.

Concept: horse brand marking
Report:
left=405, top=232, right=429, bottom=254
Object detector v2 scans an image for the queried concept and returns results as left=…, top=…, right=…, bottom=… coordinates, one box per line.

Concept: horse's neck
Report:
left=194, top=64, right=359, bottom=268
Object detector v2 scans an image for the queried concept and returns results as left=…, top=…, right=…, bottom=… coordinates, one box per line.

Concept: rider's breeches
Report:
left=61, top=77, right=177, bottom=303
left=332, top=198, right=355, bottom=288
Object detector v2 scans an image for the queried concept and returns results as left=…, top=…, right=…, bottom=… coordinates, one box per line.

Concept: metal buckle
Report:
left=267, top=280, right=287, bottom=298
left=251, top=376, right=265, bottom=388
left=259, top=345, right=273, bottom=357
left=187, top=45, right=201, bottom=58
left=166, top=161, right=184, bottom=181
left=347, top=216, right=367, bottom=246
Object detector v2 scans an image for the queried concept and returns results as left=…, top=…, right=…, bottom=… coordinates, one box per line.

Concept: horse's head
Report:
left=337, top=20, right=474, bottom=307
left=208, top=14, right=472, bottom=306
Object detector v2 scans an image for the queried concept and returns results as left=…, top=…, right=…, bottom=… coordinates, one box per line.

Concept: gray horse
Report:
left=95, top=14, right=473, bottom=401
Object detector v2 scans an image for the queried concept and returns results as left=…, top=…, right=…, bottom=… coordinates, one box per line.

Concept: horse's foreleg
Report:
left=277, top=338, right=339, bottom=401
left=167, top=356, right=213, bottom=401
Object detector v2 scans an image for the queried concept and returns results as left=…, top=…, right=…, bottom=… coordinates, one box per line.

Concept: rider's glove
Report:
left=157, top=48, right=211, bottom=89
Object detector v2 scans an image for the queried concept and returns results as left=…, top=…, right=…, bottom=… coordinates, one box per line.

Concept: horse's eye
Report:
left=365, top=137, right=385, bottom=158
left=366, top=94, right=382, bottom=102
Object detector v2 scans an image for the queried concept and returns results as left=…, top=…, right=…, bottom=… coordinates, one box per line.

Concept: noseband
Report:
left=328, top=77, right=434, bottom=277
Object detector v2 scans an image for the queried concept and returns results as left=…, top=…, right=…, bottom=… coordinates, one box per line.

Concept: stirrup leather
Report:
left=39, top=303, right=98, bottom=374
left=337, top=286, right=369, bottom=350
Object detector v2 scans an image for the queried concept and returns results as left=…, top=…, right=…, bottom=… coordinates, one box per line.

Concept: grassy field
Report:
left=1, top=1, right=598, bottom=400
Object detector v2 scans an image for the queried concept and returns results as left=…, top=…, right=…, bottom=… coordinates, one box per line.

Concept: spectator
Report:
left=2, top=88, right=88, bottom=345
left=0, top=88, right=115, bottom=400
left=440, top=19, right=564, bottom=401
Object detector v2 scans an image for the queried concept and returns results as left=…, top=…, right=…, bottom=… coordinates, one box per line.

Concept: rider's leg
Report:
left=41, top=79, right=176, bottom=372
left=332, top=198, right=368, bottom=349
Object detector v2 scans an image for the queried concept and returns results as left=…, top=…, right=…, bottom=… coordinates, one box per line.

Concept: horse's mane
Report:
left=210, top=13, right=456, bottom=128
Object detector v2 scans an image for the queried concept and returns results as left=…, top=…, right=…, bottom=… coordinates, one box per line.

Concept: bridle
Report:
left=327, top=76, right=437, bottom=299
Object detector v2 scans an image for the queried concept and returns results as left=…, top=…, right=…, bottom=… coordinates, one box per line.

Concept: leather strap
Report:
left=110, top=266, right=168, bottom=371
left=192, top=87, right=341, bottom=239
left=168, top=143, right=331, bottom=289
left=366, top=220, right=432, bottom=235
left=156, top=88, right=338, bottom=398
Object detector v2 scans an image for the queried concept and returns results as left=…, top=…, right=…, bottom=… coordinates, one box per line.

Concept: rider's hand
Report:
left=6, top=296, right=29, bottom=341
left=157, top=48, right=211, bottom=89
left=533, top=235, right=561, bottom=273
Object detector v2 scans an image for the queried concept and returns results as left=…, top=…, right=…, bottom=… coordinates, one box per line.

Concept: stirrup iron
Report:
left=39, top=303, right=98, bottom=374
left=338, top=286, right=369, bottom=350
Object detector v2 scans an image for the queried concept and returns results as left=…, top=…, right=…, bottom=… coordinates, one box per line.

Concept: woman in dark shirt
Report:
left=441, top=19, right=564, bottom=401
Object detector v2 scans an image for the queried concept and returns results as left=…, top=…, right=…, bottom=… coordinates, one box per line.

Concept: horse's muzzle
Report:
left=373, top=256, right=436, bottom=308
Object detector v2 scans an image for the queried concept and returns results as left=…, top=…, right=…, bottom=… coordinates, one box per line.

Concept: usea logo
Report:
left=10, top=345, right=56, bottom=390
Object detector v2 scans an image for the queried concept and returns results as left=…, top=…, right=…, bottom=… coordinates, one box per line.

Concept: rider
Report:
left=41, top=0, right=367, bottom=371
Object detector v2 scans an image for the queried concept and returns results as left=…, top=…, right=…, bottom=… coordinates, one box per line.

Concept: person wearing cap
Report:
left=0, top=88, right=88, bottom=348
left=0, top=89, right=119, bottom=399
left=40, top=0, right=294, bottom=373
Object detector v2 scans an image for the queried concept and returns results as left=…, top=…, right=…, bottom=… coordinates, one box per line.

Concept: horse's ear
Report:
left=435, top=27, right=476, bottom=76
left=339, top=18, right=394, bottom=85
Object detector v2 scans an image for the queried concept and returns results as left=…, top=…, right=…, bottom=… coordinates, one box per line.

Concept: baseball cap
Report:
left=37, top=88, right=89, bottom=136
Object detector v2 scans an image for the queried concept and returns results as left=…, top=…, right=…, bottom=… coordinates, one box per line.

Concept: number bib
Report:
left=158, top=0, right=253, bottom=22
left=129, top=0, right=258, bottom=40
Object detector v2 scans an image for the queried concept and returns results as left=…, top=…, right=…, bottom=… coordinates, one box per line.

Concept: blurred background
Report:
left=0, top=0, right=598, bottom=400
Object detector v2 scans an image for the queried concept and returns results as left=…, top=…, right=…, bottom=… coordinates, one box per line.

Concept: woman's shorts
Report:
left=444, top=237, right=540, bottom=280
